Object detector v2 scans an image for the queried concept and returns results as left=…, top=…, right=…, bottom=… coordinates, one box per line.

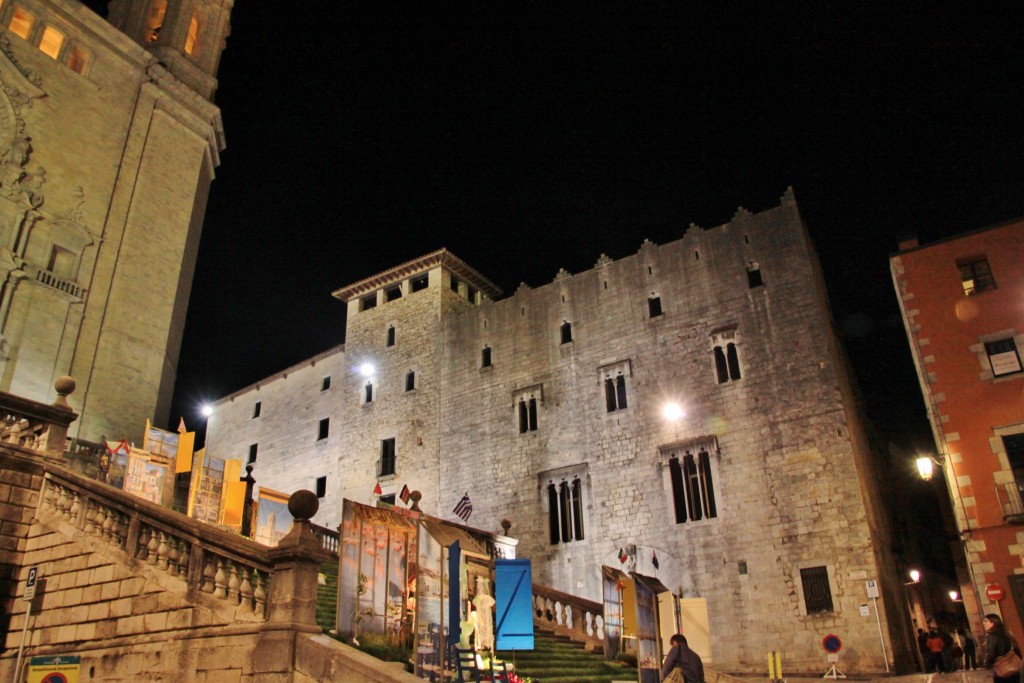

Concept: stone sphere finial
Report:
left=409, top=490, right=422, bottom=512
left=500, top=518, right=512, bottom=534
left=53, top=376, right=75, bottom=409
left=288, top=490, right=319, bottom=521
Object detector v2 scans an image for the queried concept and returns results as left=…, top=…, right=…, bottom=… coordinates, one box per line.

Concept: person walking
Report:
left=983, top=613, right=1020, bottom=683
left=927, top=627, right=946, bottom=673
left=962, top=629, right=978, bottom=670
left=661, top=633, right=704, bottom=683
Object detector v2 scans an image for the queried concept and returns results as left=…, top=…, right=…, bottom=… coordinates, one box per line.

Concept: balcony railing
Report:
left=996, top=479, right=1024, bottom=523
left=35, top=267, right=85, bottom=299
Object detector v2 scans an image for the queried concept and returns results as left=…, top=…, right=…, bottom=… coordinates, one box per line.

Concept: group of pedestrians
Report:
left=918, top=622, right=978, bottom=672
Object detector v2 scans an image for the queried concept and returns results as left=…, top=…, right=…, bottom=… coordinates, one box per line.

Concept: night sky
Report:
left=88, top=5, right=1023, bottom=457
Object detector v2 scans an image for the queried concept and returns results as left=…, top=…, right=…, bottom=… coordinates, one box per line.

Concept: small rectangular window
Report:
left=481, top=346, right=492, bottom=368
left=958, top=256, right=996, bottom=296
left=385, top=285, right=402, bottom=302
left=379, top=438, right=396, bottom=476
left=467, top=285, right=477, bottom=303
left=379, top=493, right=396, bottom=505
left=317, top=417, right=329, bottom=441
left=560, top=321, right=573, bottom=344
left=986, top=338, right=1022, bottom=377
left=648, top=296, right=662, bottom=318
left=39, top=25, right=64, bottom=59
left=406, top=371, right=416, bottom=391
left=800, top=566, right=834, bottom=614
left=360, top=294, right=377, bottom=311
left=184, top=14, right=198, bottom=55
left=321, top=376, right=331, bottom=391
left=747, top=267, right=763, bottom=288
left=411, top=274, right=429, bottom=292
left=365, top=382, right=374, bottom=403
left=450, top=277, right=460, bottom=293
left=315, top=476, right=327, bottom=498
left=9, top=7, right=34, bottom=40
left=248, top=443, right=258, bottom=463
left=386, top=326, right=396, bottom=347
left=252, top=401, right=261, bottom=418
left=68, top=45, right=89, bottom=74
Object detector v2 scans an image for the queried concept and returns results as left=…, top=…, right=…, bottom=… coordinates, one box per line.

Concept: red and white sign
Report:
left=986, top=584, right=1005, bottom=602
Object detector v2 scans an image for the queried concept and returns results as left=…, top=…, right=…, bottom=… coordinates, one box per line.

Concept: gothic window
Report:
left=547, top=477, right=585, bottom=544
left=666, top=442, right=718, bottom=524
left=800, top=566, right=834, bottom=614
left=518, top=397, right=538, bottom=433
left=648, top=295, right=663, bottom=318
left=184, top=14, right=199, bottom=55
left=405, top=371, right=415, bottom=391
left=317, top=418, right=329, bottom=441
left=604, top=376, right=628, bottom=412
left=560, top=321, right=573, bottom=344
left=386, top=325, right=396, bottom=347
left=714, top=343, right=741, bottom=383
left=958, top=256, right=995, bottom=296
left=481, top=345, right=492, bottom=368
left=38, top=25, right=63, bottom=59
left=379, top=438, right=396, bottom=477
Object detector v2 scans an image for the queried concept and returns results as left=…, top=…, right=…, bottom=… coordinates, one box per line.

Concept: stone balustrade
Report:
left=310, top=520, right=340, bottom=555
left=532, top=582, right=604, bottom=650
left=41, top=467, right=272, bottom=619
left=0, top=376, right=77, bottom=457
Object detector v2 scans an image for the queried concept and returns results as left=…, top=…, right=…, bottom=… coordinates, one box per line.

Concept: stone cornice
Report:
left=331, top=248, right=502, bottom=302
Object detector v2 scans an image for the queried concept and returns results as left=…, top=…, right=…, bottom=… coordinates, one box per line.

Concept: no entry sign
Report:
left=823, top=634, right=843, bottom=653
left=986, top=584, right=1005, bottom=602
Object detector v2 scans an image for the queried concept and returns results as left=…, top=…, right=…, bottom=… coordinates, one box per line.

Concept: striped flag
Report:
left=400, top=484, right=411, bottom=504
left=453, top=493, right=473, bottom=522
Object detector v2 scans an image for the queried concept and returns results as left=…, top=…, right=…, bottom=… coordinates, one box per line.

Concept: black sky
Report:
left=95, top=3, right=1020, bottom=454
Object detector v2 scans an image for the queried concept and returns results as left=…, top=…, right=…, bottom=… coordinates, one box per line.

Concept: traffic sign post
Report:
left=14, top=566, right=41, bottom=683
left=986, top=584, right=1005, bottom=602
left=822, top=634, right=846, bottom=679
left=865, top=580, right=890, bottom=673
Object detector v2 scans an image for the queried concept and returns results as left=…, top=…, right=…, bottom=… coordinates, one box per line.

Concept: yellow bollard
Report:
left=768, top=650, right=784, bottom=682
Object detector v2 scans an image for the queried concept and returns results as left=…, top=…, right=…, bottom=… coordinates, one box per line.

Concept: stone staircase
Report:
left=497, top=628, right=637, bottom=683
left=316, top=558, right=339, bottom=631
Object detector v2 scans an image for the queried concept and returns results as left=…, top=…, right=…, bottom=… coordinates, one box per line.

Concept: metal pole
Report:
left=12, top=599, right=32, bottom=683
left=872, top=596, right=890, bottom=672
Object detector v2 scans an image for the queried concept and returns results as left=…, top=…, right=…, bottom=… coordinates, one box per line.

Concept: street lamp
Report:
left=949, top=590, right=962, bottom=603
left=915, top=454, right=942, bottom=481
left=907, top=569, right=920, bottom=585
left=201, top=404, right=213, bottom=417
left=662, top=403, right=685, bottom=421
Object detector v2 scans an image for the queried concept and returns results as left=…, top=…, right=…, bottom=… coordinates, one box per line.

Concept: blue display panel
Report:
left=495, top=559, right=534, bottom=650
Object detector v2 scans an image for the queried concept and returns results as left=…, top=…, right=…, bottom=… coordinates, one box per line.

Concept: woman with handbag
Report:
left=984, top=613, right=1021, bottom=683
left=660, top=634, right=704, bottom=683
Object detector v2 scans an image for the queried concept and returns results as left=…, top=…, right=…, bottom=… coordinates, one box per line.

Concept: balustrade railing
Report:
left=0, top=377, right=76, bottom=456
left=310, top=521, right=339, bottom=555
left=42, top=468, right=271, bottom=619
left=35, top=267, right=85, bottom=299
left=532, top=582, right=604, bottom=649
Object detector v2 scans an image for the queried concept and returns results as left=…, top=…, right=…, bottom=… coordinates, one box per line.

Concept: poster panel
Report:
left=495, top=558, right=534, bottom=650
left=633, top=576, right=660, bottom=683
left=254, top=487, right=291, bottom=547
left=124, top=452, right=167, bottom=504
left=602, top=565, right=626, bottom=659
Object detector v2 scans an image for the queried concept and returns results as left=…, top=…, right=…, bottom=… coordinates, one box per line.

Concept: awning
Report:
left=420, top=518, right=490, bottom=559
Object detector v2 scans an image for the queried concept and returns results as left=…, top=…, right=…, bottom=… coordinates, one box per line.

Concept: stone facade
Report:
left=0, top=0, right=230, bottom=443
left=205, top=191, right=915, bottom=673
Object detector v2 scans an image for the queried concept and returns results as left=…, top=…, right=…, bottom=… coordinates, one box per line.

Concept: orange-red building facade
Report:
left=892, top=218, right=1024, bottom=639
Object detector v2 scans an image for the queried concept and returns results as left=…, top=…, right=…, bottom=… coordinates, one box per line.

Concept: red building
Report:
left=892, top=218, right=1024, bottom=639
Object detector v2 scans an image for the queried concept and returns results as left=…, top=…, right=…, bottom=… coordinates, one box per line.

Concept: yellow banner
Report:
left=221, top=459, right=245, bottom=527
left=175, top=431, right=195, bottom=473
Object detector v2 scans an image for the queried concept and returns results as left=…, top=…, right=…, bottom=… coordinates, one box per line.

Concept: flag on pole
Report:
left=178, top=417, right=187, bottom=434
left=618, top=547, right=628, bottom=564
left=652, top=550, right=660, bottom=570
left=453, top=493, right=473, bottom=522
left=373, top=482, right=383, bottom=496
left=399, top=484, right=411, bottom=504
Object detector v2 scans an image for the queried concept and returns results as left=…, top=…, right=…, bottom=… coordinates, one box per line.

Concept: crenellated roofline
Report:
left=331, top=248, right=502, bottom=302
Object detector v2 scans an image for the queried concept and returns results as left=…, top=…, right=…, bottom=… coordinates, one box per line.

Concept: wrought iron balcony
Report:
left=996, top=478, right=1024, bottom=523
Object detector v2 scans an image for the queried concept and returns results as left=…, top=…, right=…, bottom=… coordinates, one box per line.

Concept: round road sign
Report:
left=41, top=674, right=68, bottom=683
left=823, top=634, right=843, bottom=653
left=986, top=584, right=1005, bottom=602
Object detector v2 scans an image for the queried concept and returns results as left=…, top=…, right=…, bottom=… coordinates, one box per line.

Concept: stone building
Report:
left=0, top=0, right=230, bottom=442
left=891, top=218, right=1024, bottom=640
left=205, top=189, right=915, bottom=673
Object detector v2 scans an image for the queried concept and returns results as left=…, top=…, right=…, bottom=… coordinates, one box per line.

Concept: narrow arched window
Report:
left=726, top=343, right=741, bottom=380
left=560, top=321, right=573, bottom=344
left=184, top=14, right=199, bottom=55
left=559, top=481, right=572, bottom=541
left=571, top=478, right=585, bottom=540
left=518, top=400, right=528, bottom=434
left=699, top=449, right=717, bottom=518
left=548, top=483, right=560, bottom=545
left=684, top=453, right=701, bottom=521
left=669, top=456, right=686, bottom=523
left=714, top=346, right=729, bottom=384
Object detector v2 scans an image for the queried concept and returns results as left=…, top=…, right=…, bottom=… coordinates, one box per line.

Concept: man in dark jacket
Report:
left=661, top=633, right=705, bottom=683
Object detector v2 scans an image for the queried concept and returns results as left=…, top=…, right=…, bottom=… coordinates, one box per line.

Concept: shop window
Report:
left=405, top=371, right=415, bottom=391
left=248, top=443, right=257, bottom=464
left=386, top=325, right=396, bottom=347
left=958, top=256, right=995, bottom=296
left=67, top=45, right=90, bottom=75
left=667, top=443, right=717, bottom=523
left=9, top=6, right=34, bottom=40
left=317, top=417, right=329, bottom=441
left=379, top=438, right=396, bottom=477
left=800, top=566, right=834, bottom=614
left=547, top=478, right=585, bottom=544
left=747, top=262, right=763, bottom=288
left=315, top=476, right=327, bottom=498
left=714, top=344, right=741, bottom=383
left=518, top=397, right=538, bottom=433
left=252, top=401, right=261, bottom=418
left=481, top=345, right=492, bottom=368
left=648, top=296, right=663, bottom=318
left=321, top=376, right=331, bottom=391
left=560, top=321, right=573, bottom=344
left=360, top=294, right=377, bottom=311
left=604, top=376, right=628, bottom=412
left=411, top=274, right=428, bottom=292
left=145, top=0, right=166, bottom=42
left=184, top=14, right=198, bottom=55
left=986, top=338, right=1022, bottom=378
left=38, top=25, right=63, bottom=59
left=385, top=285, right=402, bottom=302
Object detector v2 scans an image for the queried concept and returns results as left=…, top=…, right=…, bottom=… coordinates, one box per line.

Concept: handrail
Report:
left=310, top=520, right=340, bottom=555
left=532, top=582, right=604, bottom=650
